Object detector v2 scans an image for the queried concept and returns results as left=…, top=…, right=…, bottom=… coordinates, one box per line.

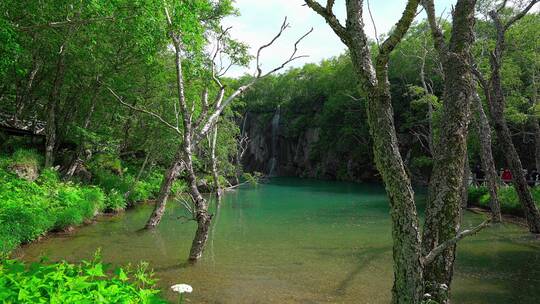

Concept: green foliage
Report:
left=0, top=254, right=166, bottom=303
left=468, top=185, right=540, bottom=216
left=242, top=172, right=263, bottom=185
left=467, top=186, right=488, bottom=205
left=0, top=153, right=106, bottom=255
left=106, top=190, right=127, bottom=212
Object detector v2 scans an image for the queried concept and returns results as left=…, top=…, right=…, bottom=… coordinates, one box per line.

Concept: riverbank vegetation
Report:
left=0, top=0, right=539, bottom=303
left=468, top=185, right=540, bottom=216
left=0, top=148, right=179, bottom=255
left=0, top=252, right=166, bottom=303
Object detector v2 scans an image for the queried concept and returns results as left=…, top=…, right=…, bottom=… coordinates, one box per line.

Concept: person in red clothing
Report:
left=501, top=168, right=513, bottom=184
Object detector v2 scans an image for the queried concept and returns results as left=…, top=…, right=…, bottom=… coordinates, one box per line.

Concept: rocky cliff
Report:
left=241, top=109, right=378, bottom=182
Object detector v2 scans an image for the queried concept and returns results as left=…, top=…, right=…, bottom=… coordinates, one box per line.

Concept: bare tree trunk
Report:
left=65, top=82, right=101, bottom=179
left=145, top=157, right=183, bottom=228
left=184, top=144, right=212, bottom=261
left=14, top=58, right=40, bottom=121
left=473, top=92, right=502, bottom=222
left=489, top=83, right=540, bottom=231
left=45, top=45, right=67, bottom=168
left=234, top=112, right=249, bottom=185
left=210, top=126, right=222, bottom=200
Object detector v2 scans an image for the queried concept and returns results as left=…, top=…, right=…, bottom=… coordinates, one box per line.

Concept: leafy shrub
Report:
left=0, top=153, right=110, bottom=254
left=106, top=190, right=127, bottom=212
left=497, top=186, right=524, bottom=215
left=0, top=254, right=167, bottom=303
left=88, top=153, right=123, bottom=176
left=36, top=167, right=61, bottom=188
left=81, top=187, right=106, bottom=215
left=467, top=186, right=488, bottom=204
left=0, top=203, right=52, bottom=244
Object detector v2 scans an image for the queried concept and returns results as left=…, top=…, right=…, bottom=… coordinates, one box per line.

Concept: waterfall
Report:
left=268, top=105, right=280, bottom=176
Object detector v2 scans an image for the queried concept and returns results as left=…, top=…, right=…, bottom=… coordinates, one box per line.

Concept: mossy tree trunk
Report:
left=305, top=1, right=424, bottom=302
left=421, top=1, right=478, bottom=302
left=473, top=91, right=502, bottom=222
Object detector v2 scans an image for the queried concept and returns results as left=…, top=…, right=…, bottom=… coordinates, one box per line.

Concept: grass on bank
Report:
left=468, top=185, right=540, bottom=216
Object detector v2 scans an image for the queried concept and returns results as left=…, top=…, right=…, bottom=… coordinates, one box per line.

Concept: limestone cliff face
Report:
left=241, top=111, right=378, bottom=182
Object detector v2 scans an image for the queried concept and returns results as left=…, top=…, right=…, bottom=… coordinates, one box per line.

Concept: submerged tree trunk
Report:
left=145, top=158, right=183, bottom=228
left=473, top=92, right=502, bottom=222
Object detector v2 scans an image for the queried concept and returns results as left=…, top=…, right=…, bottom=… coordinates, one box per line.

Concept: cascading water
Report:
left=268, top=105, right=280, bottom=176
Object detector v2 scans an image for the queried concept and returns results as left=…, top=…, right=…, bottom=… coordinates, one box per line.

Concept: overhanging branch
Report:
left=422, top=219, right=491, bottom=266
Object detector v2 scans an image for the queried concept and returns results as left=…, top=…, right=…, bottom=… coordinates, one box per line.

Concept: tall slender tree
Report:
left=474, top=0, right=540, bottom=233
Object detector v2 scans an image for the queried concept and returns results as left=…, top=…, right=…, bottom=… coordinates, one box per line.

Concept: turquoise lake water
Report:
left=15, top=178, right=540, bottom=303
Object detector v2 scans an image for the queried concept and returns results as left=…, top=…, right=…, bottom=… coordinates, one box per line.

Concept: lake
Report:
left=14, top=178, right=540, bottom=303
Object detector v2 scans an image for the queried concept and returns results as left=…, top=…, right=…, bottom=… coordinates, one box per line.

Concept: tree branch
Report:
left=422, top=219, right=491, bottom=266
left=378, top=0, right=421, bottom=61
left=422, top=0, right=447, bottom=54
left=503, top=0, right=539, bottom=30
left=106, top=86, right=181, bottom=135
left=304, top=0, right=349, bottom=44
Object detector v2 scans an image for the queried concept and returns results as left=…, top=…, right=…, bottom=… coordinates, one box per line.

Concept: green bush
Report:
left=0, top=150, right=175, bottom=255
left=467, top=186, right=488, bottom=204
left=0, top=254, right=167, bottom=303
left=106, top=190, right=127, bottom=212
left=0, top=152, right=109, bottom=254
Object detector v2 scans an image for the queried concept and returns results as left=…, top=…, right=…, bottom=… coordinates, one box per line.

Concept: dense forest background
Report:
left=1, top=2, right=537, bottom=185
left=237, top=17, right=539, bottom=184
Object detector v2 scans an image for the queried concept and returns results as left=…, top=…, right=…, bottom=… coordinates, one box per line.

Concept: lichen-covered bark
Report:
left=421, top=1, right=477, bottom=302
left=473, top=92, right=502, bottom=222
left=304, top=0, right=424, bottom=302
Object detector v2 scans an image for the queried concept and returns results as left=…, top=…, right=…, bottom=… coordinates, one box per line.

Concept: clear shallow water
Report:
left=14, top=178, right=540, bottom=303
